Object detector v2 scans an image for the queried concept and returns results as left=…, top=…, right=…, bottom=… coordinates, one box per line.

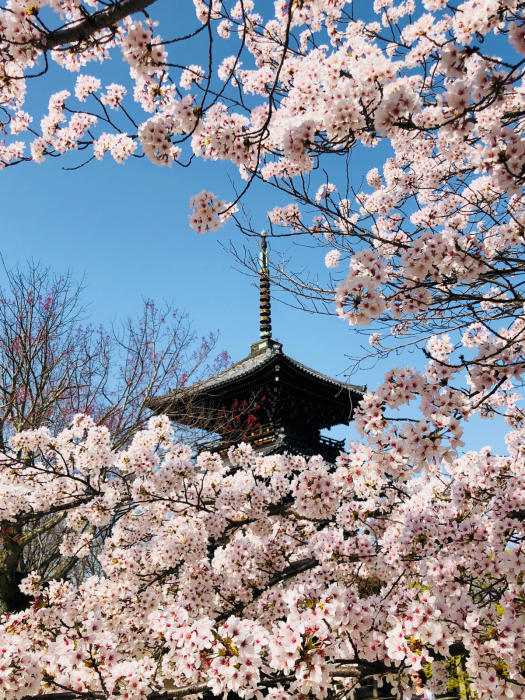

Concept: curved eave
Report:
left=149, top=346, right=364, bottom=421
left=279, top=354, right=365, bottom=397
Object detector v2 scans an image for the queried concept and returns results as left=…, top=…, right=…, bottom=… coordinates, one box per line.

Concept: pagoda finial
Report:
left=259, top=230, right=272, bottom=340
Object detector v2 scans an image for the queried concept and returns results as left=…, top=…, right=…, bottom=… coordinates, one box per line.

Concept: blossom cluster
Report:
left=188, top=189, right=237, bottom=233
left=0, top=415, right=523, bottom=699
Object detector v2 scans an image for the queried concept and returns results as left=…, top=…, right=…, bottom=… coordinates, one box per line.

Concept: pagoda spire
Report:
left=259, top=230, right=272, bottom=340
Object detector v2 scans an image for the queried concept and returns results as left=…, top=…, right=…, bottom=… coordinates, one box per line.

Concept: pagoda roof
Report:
left=149, top=338, right=365, bottom=421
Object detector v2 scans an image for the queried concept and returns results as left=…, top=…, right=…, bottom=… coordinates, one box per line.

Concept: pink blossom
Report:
left=324, top=249, right=340, bottom=268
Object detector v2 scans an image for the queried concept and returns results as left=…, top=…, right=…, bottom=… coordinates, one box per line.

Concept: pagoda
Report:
left=149, top=233, right=364, bottom=462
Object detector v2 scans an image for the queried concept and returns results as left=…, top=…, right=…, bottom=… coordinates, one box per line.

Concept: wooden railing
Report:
left=195, top=424, right=345, bottom=456
left=195, top=423, right=275, bottom=454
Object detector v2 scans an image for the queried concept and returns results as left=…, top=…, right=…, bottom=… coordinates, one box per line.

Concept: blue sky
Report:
left=0, top=0, right=512, bottom=454
left=0, top=149, right=361, bottom=389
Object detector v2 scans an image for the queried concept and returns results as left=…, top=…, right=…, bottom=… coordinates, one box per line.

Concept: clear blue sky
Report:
left=0, top=0, right=511, bottom=454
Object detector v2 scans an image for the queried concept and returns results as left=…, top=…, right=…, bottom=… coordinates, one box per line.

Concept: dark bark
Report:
left=37, top=0, right=158, bottom=50
left=0, top=522, right=31, bottom=614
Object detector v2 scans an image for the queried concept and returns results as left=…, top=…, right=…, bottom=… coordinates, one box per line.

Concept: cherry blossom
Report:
left=0, top=415, right=522, bottom=699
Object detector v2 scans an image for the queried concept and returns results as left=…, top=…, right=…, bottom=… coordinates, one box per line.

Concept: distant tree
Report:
left=0, top=261, right=229, bottom=613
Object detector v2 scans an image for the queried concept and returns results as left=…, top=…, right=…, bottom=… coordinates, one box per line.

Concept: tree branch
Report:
left=38, top=0, right=157, bottom=50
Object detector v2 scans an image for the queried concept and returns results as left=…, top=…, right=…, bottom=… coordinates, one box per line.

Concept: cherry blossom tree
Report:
left=0, top=415, right=523, bottom=700
left=0, top=2, right=523, bottom=696
left=0, top=262, right=229, bottom=614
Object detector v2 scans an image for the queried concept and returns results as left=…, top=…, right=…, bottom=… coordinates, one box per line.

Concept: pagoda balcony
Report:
left=194, top=422, right=345, bottom=462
